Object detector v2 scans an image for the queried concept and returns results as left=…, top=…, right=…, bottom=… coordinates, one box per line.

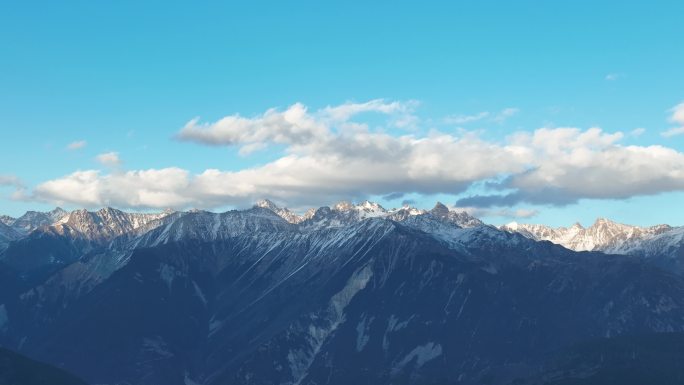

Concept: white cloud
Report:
left=34, top=169, right=191, bottom=208
left=605, top=73, right=620, bottom=81
left=176, top=99, right=418, bottom=152
left=33, top=134, right=528, bottom=209
left=459, top=126, right=684, bottom=207
left=25, top=100, right=684, bottom=211
left=96, top=152, right=122, bottom=167
left=66, top=140, right=87, bottom=150
left=176, top=103, right=329, bottom=150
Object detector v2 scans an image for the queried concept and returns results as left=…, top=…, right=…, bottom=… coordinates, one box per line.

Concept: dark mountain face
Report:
left=515, top=333, right=684, bottom=385
left=2, top=206, right=684, bottom=385
left=0, top=347, right=88, bottom=385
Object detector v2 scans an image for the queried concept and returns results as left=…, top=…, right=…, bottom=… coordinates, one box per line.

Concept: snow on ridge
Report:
left=501, top=217, right=678, bottom=255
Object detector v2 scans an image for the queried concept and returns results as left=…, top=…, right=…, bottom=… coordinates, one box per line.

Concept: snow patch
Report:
left=392, top=342, right=443, bottom=374
left=356, top=316, right=373, bottom=352
left=192, top=280, right=207, bottom=305
left=287, top=265, right=373, bottom=384
left=456, top=289, right=472, bottom=320
left=158, top=264, right=180, bottom=291
left=208, top=317, right=224, bottom=337
left=383, top=315, right=410, bottom=352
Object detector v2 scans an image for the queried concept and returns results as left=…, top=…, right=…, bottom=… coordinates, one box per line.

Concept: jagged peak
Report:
left=303, top=208, right=317, bottom=220
left=503, top=221, right=519, bottom=230
left=252, top=199, right=307, bottom=224
left=333, top=201, right=354, bottom=212
left=49, top=207, right=67, bottom=216
left=254, top=198, right=279, bottom=211
left=359, top=200, right=384, bottom=210
left=96, top=207, right=130, bottom=218
left=430, top=202, right=450, bottom=216
left=0, top=214, right=16, bottom=225
left=592, top=217, right=617, bottom=226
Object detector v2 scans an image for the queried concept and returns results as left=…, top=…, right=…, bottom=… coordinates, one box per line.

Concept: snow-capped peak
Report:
left=502, top=218, right=675, bottom=253
left=504, top=221, right=520, bottom=231
left=428, top=202, right=483, bottom=228
left=0, top=215, right=15, bottom=226
left=50, top=207, right=174, bottom=241
left=254, top=199, right=307, bottom=224
left=430, top=202, right=450, bottom=217
left=333, top=201, right=355, bottom=212
left=254, top=199, right=279, bottom=211
left=9, top=207, right=70, bottom=234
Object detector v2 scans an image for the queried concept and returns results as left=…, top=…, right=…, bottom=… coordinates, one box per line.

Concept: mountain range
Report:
left=1, top=200, right=684, bottom=384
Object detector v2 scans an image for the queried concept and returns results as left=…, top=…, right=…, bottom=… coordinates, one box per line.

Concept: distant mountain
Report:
left=500, top=218, right=684, bottom=274
left=254, top=199, right=482, bottom=229
left=56, top=207, right=173, bottom=241
left=0, top=347, right=88, bottom=385
left=8, top=208, right=68, bottom=234
left=501, top=218, right=672, bottom=253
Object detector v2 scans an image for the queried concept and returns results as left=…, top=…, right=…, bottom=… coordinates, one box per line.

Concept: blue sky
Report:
left=1, top=1, right=683, bottom=227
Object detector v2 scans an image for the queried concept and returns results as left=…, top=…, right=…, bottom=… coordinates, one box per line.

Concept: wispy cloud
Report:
left=66, top=140, right=87, bottom=150
left=492, top=107, right=520, bottom=123
left=630, top=127, right=646, bottom=137
left=96, top=152, right=122, bottom=168
left=445, top=107, right=519, bottom=125
left=661, top=102, right=684, bottom=137
left=661, top=127, right=684, bottom=138
left=444, top=111, right=489, bottom=125
left=0, top=175, right=22, bottom=187
left=0, top=175, right=26, bottom=202
left=605, top=73, right=620, bottom=81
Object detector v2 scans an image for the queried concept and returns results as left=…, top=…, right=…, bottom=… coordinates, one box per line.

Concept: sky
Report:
left=1, top=1, right=683, bottom=227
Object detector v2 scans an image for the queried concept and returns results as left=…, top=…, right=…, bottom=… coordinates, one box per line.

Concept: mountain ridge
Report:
left=2, top=200, right=684, bottom=384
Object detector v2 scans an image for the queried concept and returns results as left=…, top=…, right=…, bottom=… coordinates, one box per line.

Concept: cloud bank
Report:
left=27, top=100, right=684, bottom=211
